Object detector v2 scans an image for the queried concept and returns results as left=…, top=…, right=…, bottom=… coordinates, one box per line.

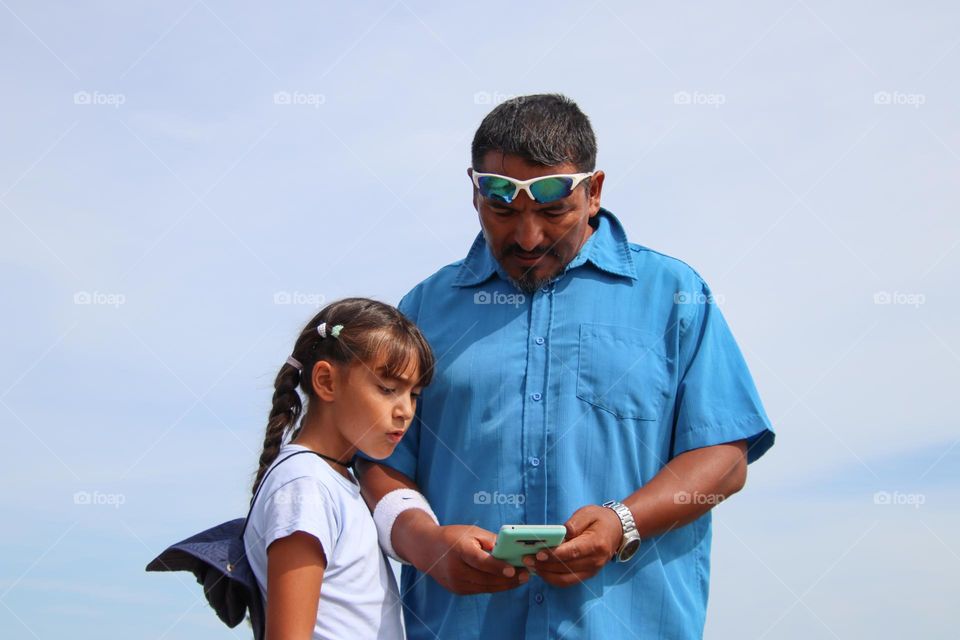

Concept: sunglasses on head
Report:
left=470, top=170, right=595, bottom=204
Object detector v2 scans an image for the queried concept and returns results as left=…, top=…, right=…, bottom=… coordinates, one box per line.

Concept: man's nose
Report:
left=513, top=213, right=545, bottom=252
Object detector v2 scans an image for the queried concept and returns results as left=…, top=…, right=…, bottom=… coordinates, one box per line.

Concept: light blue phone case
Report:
left=491, top=524, right=567, bottom=567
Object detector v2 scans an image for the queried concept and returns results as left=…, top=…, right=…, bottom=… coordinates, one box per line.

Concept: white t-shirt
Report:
left=244, top=444, right=404, bottom=640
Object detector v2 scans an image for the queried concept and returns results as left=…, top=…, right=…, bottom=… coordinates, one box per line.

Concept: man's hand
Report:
left=523, top=505, right=622, bottom=588
left=406, top=520, right=530, bottom=595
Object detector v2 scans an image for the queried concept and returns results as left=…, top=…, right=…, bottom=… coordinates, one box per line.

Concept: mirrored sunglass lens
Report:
left=529, top=177, right=574, bottom=203
left=478, top=176, right=516, bottom=203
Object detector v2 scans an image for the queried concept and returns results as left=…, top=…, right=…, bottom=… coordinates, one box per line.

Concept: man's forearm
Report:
left=622, top=440, right=748, bottom=538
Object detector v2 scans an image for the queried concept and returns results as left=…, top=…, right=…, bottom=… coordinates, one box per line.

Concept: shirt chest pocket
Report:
left=576, top=323, right=670, bottom=421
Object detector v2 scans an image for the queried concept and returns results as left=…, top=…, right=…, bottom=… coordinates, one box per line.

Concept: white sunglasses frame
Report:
left=470, top=170, right=596, bottom=204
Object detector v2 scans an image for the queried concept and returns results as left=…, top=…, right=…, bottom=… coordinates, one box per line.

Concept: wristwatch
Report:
left=602, top=500, right=642, bottom=562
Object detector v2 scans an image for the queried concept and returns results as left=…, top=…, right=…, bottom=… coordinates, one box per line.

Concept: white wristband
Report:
left=372, top=488, right=439, bottom=564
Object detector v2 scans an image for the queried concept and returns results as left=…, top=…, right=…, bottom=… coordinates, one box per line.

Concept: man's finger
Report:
left=563, top=509, right=592, bottom=540
left=542, top=536, right=595, bottom=563
left=532, top=555, right=600, bottom=573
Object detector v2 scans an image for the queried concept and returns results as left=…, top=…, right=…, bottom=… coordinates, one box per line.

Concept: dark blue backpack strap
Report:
left=241, top=450, right=322, bottom=538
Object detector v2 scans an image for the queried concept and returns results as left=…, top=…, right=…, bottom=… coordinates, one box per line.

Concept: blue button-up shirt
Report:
left=382, top=209, right=774, bottom=639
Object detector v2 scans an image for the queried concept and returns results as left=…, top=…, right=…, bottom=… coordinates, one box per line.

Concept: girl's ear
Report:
left=311, top=360, right=337, bottom=401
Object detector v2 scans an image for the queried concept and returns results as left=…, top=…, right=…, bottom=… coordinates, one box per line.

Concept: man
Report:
left=358, top=93, right=775, bottom=639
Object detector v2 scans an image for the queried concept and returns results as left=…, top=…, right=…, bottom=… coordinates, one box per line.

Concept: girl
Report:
left=243, top=298, right=434, bottom=639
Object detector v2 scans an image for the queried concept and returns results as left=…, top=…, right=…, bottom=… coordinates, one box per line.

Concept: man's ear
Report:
left=311, top=360, right=337, bottom=401
left=587, top=170, right=605, bottom=217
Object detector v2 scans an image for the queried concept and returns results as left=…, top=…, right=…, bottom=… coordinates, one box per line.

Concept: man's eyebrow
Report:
left=535, top=201, right=570, bottom=212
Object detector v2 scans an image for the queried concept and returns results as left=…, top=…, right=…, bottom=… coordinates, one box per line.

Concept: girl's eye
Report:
left=379, top=385, right=396, bottom=395
left=410, top=392, right=421, bottom=400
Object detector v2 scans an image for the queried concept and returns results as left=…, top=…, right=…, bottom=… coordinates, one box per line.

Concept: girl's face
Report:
left=334, top=356, right=423, bottom=460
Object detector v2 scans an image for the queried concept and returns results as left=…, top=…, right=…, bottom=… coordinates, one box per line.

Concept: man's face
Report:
left=470, top=151, right=605, bottom=293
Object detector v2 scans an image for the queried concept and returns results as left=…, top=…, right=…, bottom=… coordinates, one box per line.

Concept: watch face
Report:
left=619, top=537, right=641, bottom=562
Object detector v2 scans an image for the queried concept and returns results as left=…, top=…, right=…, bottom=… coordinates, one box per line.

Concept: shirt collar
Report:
left=452, top=208, right=636, bottom=288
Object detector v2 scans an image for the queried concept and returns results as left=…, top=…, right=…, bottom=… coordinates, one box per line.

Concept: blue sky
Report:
left=1, top=1, right=958, bottom=638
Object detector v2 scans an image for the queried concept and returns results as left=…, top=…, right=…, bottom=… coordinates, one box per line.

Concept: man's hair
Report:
left=471, top=94, right=597, bottom=172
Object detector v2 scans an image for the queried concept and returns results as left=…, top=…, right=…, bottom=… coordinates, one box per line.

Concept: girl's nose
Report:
left=395, top=395, right=414, bottom=421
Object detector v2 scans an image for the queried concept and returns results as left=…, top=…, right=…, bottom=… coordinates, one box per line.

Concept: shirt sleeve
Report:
left=672, top=280, right=775, bottom=463
left=257, top=476, right=341, bottom=558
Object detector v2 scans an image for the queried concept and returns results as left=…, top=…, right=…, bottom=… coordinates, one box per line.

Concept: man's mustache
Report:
left=503, top=245, right=561, bottom=258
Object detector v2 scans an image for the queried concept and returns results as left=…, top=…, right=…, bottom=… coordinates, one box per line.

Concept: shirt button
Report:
left=535, top=337, right=545, bottom=345
left=541, top=286, right=550, bottom=293
left=531, top=392, right=542, bottom=401
left=534, top=593, right=544, bottom=604
left=529, top=456, right=540, bottom=467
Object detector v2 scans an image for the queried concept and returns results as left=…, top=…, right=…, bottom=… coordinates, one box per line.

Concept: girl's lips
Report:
left=387, top=431, right=404, bottom=443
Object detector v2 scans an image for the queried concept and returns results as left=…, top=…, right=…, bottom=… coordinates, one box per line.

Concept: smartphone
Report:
left=491, top=524, right=567, bottom=567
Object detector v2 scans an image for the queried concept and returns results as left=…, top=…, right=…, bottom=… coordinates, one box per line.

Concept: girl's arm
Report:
left=265, top=531, right=327, bottom=640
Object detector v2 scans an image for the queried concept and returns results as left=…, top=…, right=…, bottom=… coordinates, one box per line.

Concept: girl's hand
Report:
left=266, top=531, right=327, bottom=640
left=418, top=524, right=530, bottom=595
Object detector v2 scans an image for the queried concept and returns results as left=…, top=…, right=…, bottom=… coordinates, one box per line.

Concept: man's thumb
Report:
left=564, top=510, right=589, bottom=540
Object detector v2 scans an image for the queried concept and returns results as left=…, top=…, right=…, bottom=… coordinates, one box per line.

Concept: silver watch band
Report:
left=602, top=500, right=642, bottom=562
